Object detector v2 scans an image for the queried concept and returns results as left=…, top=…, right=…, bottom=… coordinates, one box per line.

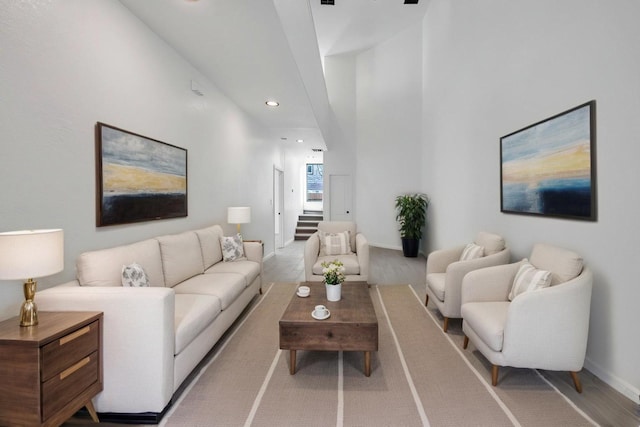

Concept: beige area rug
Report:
left=162, top=283, right=598, bottom=427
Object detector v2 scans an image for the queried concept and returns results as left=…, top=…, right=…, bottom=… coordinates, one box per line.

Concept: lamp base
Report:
left=19, top=279, right=38, bottom=327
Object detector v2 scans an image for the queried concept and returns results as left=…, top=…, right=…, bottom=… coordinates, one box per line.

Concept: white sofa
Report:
left=37, top=225, right=262, bottom=421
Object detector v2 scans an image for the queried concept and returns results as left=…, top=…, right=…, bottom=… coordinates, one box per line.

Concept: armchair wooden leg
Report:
left=491, top=365, right=499, bottom=386
left=425, top=294, right=429, bottom=306
left=463, top=335, right=469, bottom=349
left=570, top=371, right=583, bottom=393
left=443, top=317, right=449, bottom=332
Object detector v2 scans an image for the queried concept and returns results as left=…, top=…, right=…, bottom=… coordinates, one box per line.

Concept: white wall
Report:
left=422, top=0, right=640, bottom=403
left=354, top=22, right=425, bottom=249
left=0, top=1, right=282, bottom=320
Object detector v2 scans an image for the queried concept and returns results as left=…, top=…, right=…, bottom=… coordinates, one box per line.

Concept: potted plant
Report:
left=395, top=193, right=429, bottom=257
left=321, top=259, right=345, bottom=301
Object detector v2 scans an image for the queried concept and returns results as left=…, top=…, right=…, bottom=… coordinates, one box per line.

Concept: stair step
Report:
left=294, top=234, right=312, bottom=241
left=295, top=227, right=317, bottom=234
left=299, top=215, right=323, bottom=221
left=297, top=220, right=319, bottom=227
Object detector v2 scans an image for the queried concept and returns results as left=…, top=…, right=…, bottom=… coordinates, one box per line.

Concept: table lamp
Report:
left=227, top=207, right=251, bottom=235
left=0, top=229, right=64, bottom=326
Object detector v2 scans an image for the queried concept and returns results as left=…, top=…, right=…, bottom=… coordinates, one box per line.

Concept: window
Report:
left=306, top=163, right=323, bottom=202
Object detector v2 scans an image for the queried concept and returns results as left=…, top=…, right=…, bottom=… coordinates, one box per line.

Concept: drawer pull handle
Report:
left=60, top=326, right=91, bottom=345
left=60, top=357, right=90, bottom=380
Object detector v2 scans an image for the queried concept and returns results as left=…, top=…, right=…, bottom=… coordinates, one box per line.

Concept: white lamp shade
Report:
left=0, top=229, right=64, bottom=280
left=227, top=207, right=251, bottom=224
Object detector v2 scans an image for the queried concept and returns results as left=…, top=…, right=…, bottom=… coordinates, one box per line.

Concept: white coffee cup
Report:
left=314, top=305, right=327, bottom=317
left=297, top=286, right=310, bottom=296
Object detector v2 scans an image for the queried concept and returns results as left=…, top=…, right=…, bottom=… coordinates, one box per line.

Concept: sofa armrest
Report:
left=37, top=282, right=175, bottom=414
left=355, top=233, right=370, bottom=281
left=461, top=261, right=523, bottom=304
left=503, top=268, right=593, bottom=370
left=243, top=240, right=263, bottom=265
left=426, top=246, right=465, bottom=275
left=440, top=248, right=511, bottom=315
left=304, top=232, right=320, bottom=281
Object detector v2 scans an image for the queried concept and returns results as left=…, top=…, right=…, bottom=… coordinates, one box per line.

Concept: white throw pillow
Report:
left=460, top=243, right=484, bottom=261
left=319, top=230, right=352, bottom=256
left=508, top=260, right=552, bottom=301
left=121, top=263, right=149, bottom=287
left=220, top=234, right=245, bottom=262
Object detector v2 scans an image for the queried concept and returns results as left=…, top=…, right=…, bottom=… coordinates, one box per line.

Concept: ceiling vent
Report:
left=312, top=148, right=324, bottom=152
left=404, top=0, right=419, bottom=4
left=321, top=0, right=334, bottom=5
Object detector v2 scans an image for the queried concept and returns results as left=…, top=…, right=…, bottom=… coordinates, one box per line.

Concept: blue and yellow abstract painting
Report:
left=98, top=123, right=187, bottom=226
left=501, top=101, right=595, bottom=220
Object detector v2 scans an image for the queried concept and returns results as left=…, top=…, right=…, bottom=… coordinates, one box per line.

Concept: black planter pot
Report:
left=401, top=238, right=420, bottom=257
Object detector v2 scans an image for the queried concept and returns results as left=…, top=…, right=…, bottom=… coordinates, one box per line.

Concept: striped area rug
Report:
left=161, top=283, right=598, bottom=427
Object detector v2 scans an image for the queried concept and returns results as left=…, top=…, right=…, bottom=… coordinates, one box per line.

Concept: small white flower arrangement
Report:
left=321, top=259, right=345, bottom=285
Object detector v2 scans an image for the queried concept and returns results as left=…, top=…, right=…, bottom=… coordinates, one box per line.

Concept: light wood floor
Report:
left=66, top=240, right=639, bottom=426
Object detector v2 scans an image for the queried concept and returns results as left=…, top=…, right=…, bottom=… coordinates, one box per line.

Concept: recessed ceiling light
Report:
left=265, top=100, right=279, bottom=107
left=296, top=139, right=304, bottom=143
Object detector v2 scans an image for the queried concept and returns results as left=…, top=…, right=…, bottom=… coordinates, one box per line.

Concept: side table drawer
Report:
left=42, top=350, right=100, bottom=421
left=41, top=320, right=99, bottom=382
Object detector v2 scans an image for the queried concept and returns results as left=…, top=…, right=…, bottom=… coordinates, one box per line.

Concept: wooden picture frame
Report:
left=96, top=122, right=187, bottom=226
left=500, top=101, right=597, bottom=221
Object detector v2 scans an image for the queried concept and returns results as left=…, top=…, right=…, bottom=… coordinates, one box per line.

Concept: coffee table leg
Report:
left=364, top=351, right=371, bottom=377
left=289, top=350, right=297, bottom=375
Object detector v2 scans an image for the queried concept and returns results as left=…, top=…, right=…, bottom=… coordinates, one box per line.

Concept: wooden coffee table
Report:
left=279, top=281, right=378, bottom=376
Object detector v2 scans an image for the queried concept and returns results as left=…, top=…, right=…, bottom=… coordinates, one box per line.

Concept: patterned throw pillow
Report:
left=121, top=263, right=149, bottom=287
left=508, top=260, right=552, bottom=301
left=319, top=230, right=352, bottom=256
left=459, top=243, right=484, bottom=261
left=220, top=234, right=245, bottom=262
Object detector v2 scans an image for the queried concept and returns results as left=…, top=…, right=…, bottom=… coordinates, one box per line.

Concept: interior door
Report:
left=274, top=167, right=284, bottom=249
left=329, top=174, right=352, bottom=221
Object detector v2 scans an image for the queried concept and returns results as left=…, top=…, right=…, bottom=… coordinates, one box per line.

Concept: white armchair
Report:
left=304, top=221, right=369, bottom=283
left=461, top=243, right=593, bottom=393
left=425, top=232, right=510, bottom=332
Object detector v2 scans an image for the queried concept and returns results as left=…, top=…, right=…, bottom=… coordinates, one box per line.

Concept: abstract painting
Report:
left=500, top=101, right=596, bottom=220
left=96, top=122, right=187, bottom=226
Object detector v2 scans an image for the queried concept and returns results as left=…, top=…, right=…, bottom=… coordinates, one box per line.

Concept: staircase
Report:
left=294, top=210, right=323, bottom=240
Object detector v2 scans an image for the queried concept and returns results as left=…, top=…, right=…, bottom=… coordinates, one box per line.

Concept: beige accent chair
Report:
left=425, top=232, right=510, bottom=332
left=304, top=221, right=369, bottom=283
left=461, top=243, right=592, bottom=393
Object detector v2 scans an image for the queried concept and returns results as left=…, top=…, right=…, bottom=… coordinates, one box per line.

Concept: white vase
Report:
left=325, top=282, right=342, bottom=302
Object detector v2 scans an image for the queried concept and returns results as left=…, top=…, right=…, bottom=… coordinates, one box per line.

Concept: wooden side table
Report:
left=0, top=311, right=103, bottom=427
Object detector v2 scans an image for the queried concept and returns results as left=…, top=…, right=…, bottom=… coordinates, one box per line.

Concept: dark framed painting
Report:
left=500, top=100, right=596, bottom=221
left=96, top=122, right=187, bottom=226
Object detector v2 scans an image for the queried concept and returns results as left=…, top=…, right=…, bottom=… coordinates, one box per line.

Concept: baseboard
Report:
left=584, top=357, right=640, bottom=404
left=263, top=251, right=275, bottom=261
left=369, top=243, right=427, bottom=257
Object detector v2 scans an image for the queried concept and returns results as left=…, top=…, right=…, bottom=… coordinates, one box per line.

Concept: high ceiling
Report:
left=119, top=0, right=429, bottom=152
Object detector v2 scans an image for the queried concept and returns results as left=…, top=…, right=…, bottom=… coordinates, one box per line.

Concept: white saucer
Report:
left=296, top=292, right=309, bottom=298
left=312, top=310, right=330, bottom=320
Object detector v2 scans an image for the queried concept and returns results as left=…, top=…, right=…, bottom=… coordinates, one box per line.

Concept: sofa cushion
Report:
left=205, top=260, right=260, bottom=287
left=460, top=243, right=484, bottom=261
left=529, top=244, right=583, bottom=285
left=121, top=263, right=149, bottom=287
left=319, top=230, right=352, bottom=256
left=77, top=239, right=165, bottom=287
left=157, top=232, right=205, bottom=288
left=220, top=234, right=245, bottom=262
left=475, top=232, right=505, bottom=255
left=173, top=273, right=246, bottom=310
left=174, top=294, right=222, bottom=355
left=195, top=225, right=224, bottom=269
left=508, top=260, right=551, bottom=301
left=426, top=273, right=446, bottom=301
left=313, top=254, right=360, bottom=276
left=461, top=301, right=510, bottom=352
